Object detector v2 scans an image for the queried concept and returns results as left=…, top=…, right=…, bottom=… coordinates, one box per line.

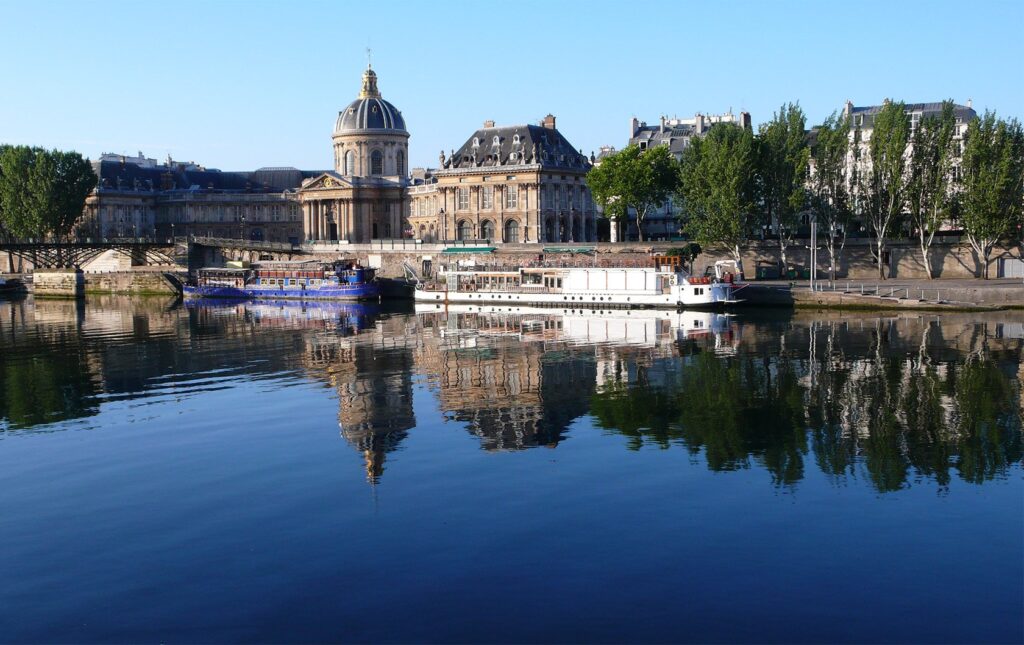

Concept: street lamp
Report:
left=240, top=214, right=246, bottom=241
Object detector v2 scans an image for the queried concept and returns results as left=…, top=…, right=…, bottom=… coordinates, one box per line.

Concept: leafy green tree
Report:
left=907, top=101, right=957, bottom=279
left=678, top=123, right=758, bottom=277
left=857, top=100, right=910, bottom=279
left=0, top=145, right=96, bottom=241
left=586, top=144, right=679, bottom=242
left=757, top=103, right=810, bottom=272
left=959, top=112, right=1024, bottom=278
left=809, top=112, right=852, bottom=281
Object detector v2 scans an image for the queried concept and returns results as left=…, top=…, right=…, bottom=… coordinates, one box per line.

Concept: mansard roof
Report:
left=443, top=123, right=591, bottom=173
left=92, top=160, right=317, bottom=193
left=849, top=102, right=977, bottom=123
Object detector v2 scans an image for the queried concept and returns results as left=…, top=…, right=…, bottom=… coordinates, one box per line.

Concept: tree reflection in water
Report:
left=591, top=321, right=1022, bottom=493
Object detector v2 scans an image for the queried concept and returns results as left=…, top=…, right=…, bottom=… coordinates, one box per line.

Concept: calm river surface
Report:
left=1, top=296, right=1021, bottom=643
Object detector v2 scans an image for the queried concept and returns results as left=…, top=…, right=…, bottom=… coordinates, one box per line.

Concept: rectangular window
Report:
left=505, top=185, right=518, bottom=209
left=482, top=186, right=494, bottom=210
left=457, top=187, right=470, bottom=210
left=559, top=186, right=567, bottom=210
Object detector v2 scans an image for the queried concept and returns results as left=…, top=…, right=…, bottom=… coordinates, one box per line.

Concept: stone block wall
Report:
left=34, top=270, right=85, bottom=298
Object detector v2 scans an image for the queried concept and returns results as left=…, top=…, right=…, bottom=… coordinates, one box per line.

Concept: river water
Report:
left=1, top=296, right=1021, bottom=643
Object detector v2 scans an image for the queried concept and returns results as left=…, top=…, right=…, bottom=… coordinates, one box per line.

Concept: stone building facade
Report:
left=407, top=115, right=597, bottom=244
left=80, top=156, right=312, bottom=243
left=297, top=66, right=409, bottom=243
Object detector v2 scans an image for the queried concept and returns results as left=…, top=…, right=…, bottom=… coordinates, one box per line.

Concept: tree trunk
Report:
left=733, top=245, right=745, bottom=280
left=827, top=242, right=837, bottom=282
left=876, top=238, right=886, bottom=279
left=983, top=246, right=991, bottom=279
left=778, top=233, right=788, bottom=275
left=919, top=230, right=933, bottom=280
left=635, top=217, right=645, bottom=242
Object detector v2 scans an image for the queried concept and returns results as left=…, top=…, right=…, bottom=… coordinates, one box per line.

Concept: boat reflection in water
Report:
left=183, top=297, right=383, bottom=335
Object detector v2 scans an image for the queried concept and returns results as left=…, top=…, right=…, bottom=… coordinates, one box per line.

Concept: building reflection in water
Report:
left=2, top=296, right=1020, bottom=492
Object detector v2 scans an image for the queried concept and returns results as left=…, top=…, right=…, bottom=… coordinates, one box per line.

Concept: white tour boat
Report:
left=414, top=258, right=744, bottom=309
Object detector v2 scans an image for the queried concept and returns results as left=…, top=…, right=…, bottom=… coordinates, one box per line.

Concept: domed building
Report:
left=299, top=65, right=410, bottom=243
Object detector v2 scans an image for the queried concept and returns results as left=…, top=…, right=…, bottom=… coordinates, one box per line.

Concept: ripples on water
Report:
left=0, top=295, right=1021, bottom=642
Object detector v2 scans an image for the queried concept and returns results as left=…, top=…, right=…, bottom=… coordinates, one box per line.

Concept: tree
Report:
left=586, top=144, right=679, bottom=242
left=0, top=145, right=96, bottom=242
left=678, top=123, right=758, bottom=277
left=809, top=111, right=852, bottom=281
left=959, top=112, right=1024, bottom=278
left=907, top=101, right=957, bottom=279
left=858, top=100, right=910, bottom=279
left=757, top=103, right=810, bottom=273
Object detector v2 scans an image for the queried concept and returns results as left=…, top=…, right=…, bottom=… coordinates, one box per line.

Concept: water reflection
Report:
left=1, top=297, right=1021, bottom=492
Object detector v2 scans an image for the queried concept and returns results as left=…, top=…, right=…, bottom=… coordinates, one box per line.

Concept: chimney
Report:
left=659, top=115, right=666, bottom=134
left=483, top=119, right=495, bottom=128
left=630, top=116, right=640, bottom=138
left=740, top=111, right=751, bottom=129
left=542, top=114, right=556, bottom=130
left=844, top=99, right=853, bottom=118
left=967, top=98, right=972, bottom=109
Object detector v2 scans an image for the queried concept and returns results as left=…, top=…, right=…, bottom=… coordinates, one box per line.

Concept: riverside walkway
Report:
left=746, top=278, right=1024, bottom=310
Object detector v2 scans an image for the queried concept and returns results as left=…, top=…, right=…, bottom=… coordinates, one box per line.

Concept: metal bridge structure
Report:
left=0, top=239, right=178, bottom=269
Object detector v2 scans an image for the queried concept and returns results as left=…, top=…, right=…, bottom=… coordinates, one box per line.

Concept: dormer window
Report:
left=472, top=137, right=480, bottom=148
left=513, top=134, right=521, bottom=144
left=510, top=152, right=518, bottom=162
left=493, top=136, right=500, bottom=146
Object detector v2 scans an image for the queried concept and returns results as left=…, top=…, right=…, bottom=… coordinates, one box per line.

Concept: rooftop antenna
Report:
left=366, top=46, right=372, bottom=69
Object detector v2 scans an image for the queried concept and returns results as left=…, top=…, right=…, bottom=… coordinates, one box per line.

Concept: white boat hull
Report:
left=413, top=284, right=735, bottom=308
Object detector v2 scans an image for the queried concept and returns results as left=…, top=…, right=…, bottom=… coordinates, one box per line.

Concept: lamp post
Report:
left=240, top=214, right=246, bottom=241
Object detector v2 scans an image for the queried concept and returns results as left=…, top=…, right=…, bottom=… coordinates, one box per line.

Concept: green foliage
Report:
left=809, top=111, right=852, bottom=279
left=907, top=101, right=958, bottom=278
left=757, top=103, right=810, bottom=267
left=0, top=144, right=96, bottom=240
left=678, top=124, right=758, bottom=272
left=860, top=100, right=910, bottom=278
left=959, top=111, right=1024, bottom=277
left=586, top=144, right=679, bottom=241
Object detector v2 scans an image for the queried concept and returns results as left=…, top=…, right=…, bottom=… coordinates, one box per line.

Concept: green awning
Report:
left=442, top=247, right=496, bottom=254
left=542, top=246, right=596, bottom=254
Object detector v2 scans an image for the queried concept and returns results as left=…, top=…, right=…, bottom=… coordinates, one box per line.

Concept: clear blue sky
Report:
left=1, top=0, right=1020, bottom=172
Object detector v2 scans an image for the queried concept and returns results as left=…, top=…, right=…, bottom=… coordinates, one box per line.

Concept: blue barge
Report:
left=184, top=261, right=380, bottom=301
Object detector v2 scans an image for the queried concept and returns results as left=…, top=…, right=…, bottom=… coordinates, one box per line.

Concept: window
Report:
left=505, top=185, right=518, bottom=209
left=559, top=186, right=567, bottom=210
left=370, top=150, right=384, bottom=175
left=457, top=187, right=470, bottom=210
left=504, top=219, right=519, bottom=243
left=345, top=150, right=356, bottom=175
left=482, top=186, right=494, bottom=210
left=472, top=137, right=480, bottom=148
left=481, top=220, right=495, bottom=240
left=396, top=151, right=405, bottom=176
left=493, top=136, right=500, bottom=145
left=513, top=134, right=520, bottom=144
left=457, top=220, right=472, bottom=241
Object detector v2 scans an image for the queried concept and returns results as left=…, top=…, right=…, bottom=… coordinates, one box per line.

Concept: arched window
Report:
left=457, top=220, right=472, bottom=241
left=492, top=136, right=500, bottom=145
left=396, top=150, right=405, bottom=176
left=371, top=150, right=384, bottom=175
left=504, top=219, right=519, bottom=243
left=345, top=150, right=356, bottom=175
left=481, top=220, right=495, bottom=241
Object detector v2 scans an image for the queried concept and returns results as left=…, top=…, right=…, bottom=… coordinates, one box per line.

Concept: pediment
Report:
left=302, top=173, right=352, bottom=191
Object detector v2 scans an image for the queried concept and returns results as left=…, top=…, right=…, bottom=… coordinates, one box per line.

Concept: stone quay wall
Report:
left=83, top=268, right=180, bottom=296
left=33, top=269, right=85, bottom=298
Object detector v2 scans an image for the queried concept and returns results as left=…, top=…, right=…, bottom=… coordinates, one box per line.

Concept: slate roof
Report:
left=444, top=124, right=590, bottom=172
left=93, top=160, right=317, bottom=193
left=629, top=124, right=700, bottom=157
left=849, top=102, right=977, bottom=126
